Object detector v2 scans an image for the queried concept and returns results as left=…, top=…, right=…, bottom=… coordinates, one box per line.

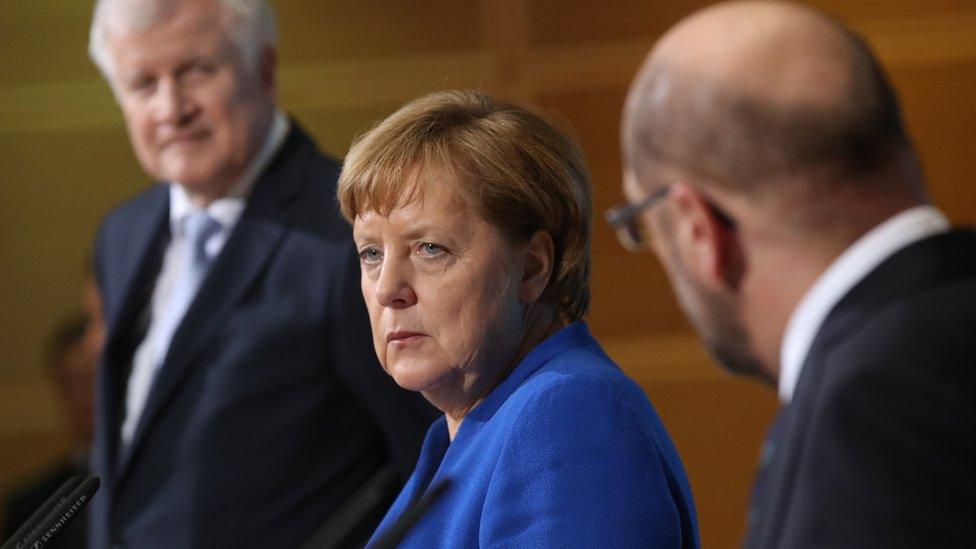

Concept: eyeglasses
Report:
left=603, top=186, right=669, bottom=252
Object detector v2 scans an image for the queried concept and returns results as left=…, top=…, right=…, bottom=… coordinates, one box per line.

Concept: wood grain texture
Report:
left=0, top=1, right=973, bottom=545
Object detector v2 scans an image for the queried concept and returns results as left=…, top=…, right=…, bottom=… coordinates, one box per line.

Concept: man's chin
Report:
left=158, top=165, right=226, bottom=192
left=705, top=338, right=773, bottom=385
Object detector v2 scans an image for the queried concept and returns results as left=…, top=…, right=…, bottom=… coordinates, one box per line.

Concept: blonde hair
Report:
left=338, top=90, right=593, bottom=322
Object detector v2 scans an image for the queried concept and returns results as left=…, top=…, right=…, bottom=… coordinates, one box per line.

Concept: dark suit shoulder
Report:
left=815, top=229, right=976, bottom=399
left=822, top=275, right=976, bottom=388
left=815, top=268, right=976, bottom=448
left=253, top=122, right=350, bottom=242
left=98, top=183, right=168, bottom=237
left=794, top=277, right=976, bottom=547
left=92, top=183, right=168, bottom=296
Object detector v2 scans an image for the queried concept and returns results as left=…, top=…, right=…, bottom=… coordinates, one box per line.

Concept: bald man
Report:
left=615, top=1, right=976, bottom=547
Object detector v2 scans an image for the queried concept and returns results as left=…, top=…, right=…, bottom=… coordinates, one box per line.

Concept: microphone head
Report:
left=14, top=475, right=100, bottom=549
left=0, top=476, right=82, bottom=549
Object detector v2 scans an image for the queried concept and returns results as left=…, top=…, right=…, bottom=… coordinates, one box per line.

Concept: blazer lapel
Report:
left=97, top=186, right=170, bottom=480
left=102, top=185, right=170, bottom=338
left=113, top=127, right=311, bottom=484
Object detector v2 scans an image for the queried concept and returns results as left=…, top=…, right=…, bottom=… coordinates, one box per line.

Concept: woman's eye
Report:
left=417, top=242, right=446, bottom=257
left=358, top=247, right=382, bottom=264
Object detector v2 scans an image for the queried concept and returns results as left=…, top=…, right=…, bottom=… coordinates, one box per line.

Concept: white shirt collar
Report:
left=169, top=110, right=290, bottom=235
left=778, top=205, right=951, bottom=403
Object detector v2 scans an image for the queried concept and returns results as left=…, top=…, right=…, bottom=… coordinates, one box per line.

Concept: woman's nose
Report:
left=374, top=257, right=417, bottom=309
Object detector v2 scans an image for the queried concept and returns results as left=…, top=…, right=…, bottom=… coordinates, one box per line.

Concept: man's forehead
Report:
left=105, top=0, right=226, bottom=52
left=106, top=4, right=231, bottom=74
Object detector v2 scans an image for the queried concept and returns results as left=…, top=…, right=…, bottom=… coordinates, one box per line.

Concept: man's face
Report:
left=623, top=167, right=764, bottom=378
left=105, top=0, right=273, bottom=195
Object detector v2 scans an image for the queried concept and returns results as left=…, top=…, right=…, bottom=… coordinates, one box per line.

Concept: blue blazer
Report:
left=368, top=322, right=699, bottom=548
left=89, top=123, right=437, bottom=549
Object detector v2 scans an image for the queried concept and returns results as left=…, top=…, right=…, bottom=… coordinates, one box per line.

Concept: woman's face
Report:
left=353, top=179, right=527, bottom=412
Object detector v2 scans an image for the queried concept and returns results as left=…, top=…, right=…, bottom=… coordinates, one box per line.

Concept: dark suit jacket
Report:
left=2, top=457, right=88, bottom=549
left=89, top=123, right=437, bottom=549
left=746, top=229, right=976, bottom=548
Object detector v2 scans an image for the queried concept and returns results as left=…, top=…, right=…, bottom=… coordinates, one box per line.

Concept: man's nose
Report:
left=154, top=79, right=197, bottom=125
left=374, top=257, right=418, bottom=309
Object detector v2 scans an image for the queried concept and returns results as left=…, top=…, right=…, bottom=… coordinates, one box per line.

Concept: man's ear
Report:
left=519, top=230, right=555, bottom=303
left=666, top=183, right=743, bottom=291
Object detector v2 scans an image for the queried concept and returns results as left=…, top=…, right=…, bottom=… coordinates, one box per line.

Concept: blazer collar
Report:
left=454, top=321, right=594, bottom=444
left=397, top=322, right=596, bottom=505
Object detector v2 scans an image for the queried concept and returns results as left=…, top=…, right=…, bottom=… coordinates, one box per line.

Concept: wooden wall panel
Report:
left=891, top=59, right=976, bottom=224
left=276, top=1, right=485, bottom=62
left=525, top=0, right=712, bottom=47
left=291, top=104, right=401, bottom=159
left=1, top=1, right=974, bottom=545
left=648, top=379, right=777, bottom=548
left=534, top=85, right=693, bottom=337
left=0, top=129, right=145, bottom=380
left=0, top=2, right=94, bottom=85
left=810, top=0, right=976, bottom=22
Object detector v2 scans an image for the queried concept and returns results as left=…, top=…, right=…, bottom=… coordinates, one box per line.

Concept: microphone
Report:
left=369, top=477, right=450, bottom=549
left=1, top=475, right=100, bottom=549
left=1, top=476, right=81, bottom=549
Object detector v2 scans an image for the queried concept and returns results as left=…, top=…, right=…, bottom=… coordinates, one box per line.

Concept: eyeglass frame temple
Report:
left=603, top=185, right=670, bottom=228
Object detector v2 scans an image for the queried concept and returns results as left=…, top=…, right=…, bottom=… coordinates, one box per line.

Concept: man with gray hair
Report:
left=615, top=1, right=976, bottom=547
left=87, top=1, right=436, bottom=547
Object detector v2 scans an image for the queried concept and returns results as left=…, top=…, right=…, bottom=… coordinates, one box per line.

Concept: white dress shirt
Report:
left=778, top=205, right=951, bottom=403
left=121, top=112, right=290, bottom=445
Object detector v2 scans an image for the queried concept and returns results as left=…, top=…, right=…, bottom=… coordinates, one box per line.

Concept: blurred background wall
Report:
left=1, top=0, right=974, bottom=545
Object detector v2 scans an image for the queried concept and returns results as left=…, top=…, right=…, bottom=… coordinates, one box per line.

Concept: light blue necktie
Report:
left=153, top=210, right=222, bottom=366
left=120, top=210, right=222, bottom=447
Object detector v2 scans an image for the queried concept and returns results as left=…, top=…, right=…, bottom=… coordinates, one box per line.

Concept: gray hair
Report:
left=89, top=0, right=278, bottom=82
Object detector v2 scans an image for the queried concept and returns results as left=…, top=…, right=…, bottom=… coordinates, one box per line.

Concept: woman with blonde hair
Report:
left=338, top=90, right=699, bottom=548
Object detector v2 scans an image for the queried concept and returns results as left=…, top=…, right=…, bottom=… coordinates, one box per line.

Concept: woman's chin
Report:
left=386, top=359, right=453, bottom=397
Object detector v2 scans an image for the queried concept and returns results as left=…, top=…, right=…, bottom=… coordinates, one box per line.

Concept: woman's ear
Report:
left=519, top=230, right=555, bottom=303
